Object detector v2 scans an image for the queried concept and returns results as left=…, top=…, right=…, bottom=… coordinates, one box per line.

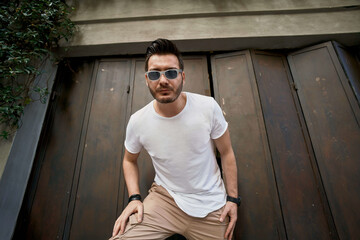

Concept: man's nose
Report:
left=158, top=73, right=169, bottom=84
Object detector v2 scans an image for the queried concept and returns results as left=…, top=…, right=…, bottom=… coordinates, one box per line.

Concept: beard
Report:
left=148, top=79, right=183, bottom=104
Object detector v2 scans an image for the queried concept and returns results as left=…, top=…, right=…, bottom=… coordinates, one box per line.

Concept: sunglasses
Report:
left=145, top=69, right=183, bottom=81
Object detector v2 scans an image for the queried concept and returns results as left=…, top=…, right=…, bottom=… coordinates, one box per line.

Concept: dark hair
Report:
left=145, top=38, right=184, bottom=71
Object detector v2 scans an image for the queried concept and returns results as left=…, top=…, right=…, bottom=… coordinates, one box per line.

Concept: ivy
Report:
left=0, top=0, right=75, bottom=139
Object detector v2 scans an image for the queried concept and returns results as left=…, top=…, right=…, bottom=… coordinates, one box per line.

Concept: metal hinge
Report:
left=291, top=82, right=298, bottom=91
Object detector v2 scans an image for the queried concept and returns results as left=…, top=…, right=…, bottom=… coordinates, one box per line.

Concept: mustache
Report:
left=156, top=86, right=173, bottom=92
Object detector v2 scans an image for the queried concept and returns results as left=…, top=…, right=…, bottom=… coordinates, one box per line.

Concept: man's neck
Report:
left=154, top=92, right=187, bottom=118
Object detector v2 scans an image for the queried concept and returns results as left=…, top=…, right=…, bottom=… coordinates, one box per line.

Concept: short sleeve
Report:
left=124, top=116, right=142, bottom=154
left=210, top=99, right=228, bottom=139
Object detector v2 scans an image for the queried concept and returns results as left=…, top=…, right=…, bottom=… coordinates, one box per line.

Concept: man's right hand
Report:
left=112, top=200, right=144, bottom=237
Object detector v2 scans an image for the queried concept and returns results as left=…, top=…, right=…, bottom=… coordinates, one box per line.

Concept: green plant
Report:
left=0, top=0, right=75, bottom=139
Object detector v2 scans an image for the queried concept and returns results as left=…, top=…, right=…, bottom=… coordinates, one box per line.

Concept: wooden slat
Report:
left=288, top=42, right=360, bottom=239
left=333, top=42, right=360, bottom=106
left=251, top=51, right=334, bottom=239
left=211, top=51, right=285, bottom=239
left=182, top=56, right=211, bottom=96
left=68, top=60, right=131, bottom=240
left=25, top=61, right=94, bottom=239
left=127, top=59, right=155, bottom=203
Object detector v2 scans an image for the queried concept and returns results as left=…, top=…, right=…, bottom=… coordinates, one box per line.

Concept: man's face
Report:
left=145, top=54, right=185, bottom=104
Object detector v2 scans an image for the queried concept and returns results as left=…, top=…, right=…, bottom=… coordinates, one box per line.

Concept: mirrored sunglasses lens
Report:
left=148, top=71, right=160, bottom=80
left=165, top=70, right=178, bottom=79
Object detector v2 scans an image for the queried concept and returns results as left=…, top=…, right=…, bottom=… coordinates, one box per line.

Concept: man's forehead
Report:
left=148, top=54, right=180, bottom=69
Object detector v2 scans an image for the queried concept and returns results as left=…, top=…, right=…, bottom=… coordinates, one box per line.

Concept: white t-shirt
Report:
left=125, top=92, right=228, bottom=217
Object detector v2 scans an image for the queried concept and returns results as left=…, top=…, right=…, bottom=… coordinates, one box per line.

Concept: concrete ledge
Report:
left=59, top=8, right=360, bottom=57
left=70, top=0, right=360, bottom=23
left=58, top=33, right=360, bottom=57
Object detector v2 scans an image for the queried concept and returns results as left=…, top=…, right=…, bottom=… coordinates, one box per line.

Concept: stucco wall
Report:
left=61, top=0, right=360, bottom=56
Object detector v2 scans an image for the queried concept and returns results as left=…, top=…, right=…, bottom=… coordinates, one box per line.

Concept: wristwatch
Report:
left=128, top=194, right=142, bottom=203
left=227, top=195, right=241, bottom=206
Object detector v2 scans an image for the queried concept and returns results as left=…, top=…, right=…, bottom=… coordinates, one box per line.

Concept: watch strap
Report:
left=128, top=194, right=142, bottom=203
left=227, top=195, right=241, bottom=206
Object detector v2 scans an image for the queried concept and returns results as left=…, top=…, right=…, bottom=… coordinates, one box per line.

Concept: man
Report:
left=111, top=38, right=239, bottom=240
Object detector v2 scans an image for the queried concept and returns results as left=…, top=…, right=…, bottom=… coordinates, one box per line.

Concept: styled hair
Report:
left=145, top=38, right=184, bottom=71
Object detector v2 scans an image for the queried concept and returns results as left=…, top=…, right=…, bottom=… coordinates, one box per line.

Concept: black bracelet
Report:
left=128, top=194, right=142, bottom=203
left=227, top=195, right=241, bottom=206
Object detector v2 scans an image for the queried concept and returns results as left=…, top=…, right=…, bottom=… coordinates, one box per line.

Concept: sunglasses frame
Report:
left=145, top=69, right=183, bottom=81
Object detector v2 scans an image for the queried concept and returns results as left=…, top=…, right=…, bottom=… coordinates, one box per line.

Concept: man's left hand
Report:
left=219, top=201, right=238, bottom=240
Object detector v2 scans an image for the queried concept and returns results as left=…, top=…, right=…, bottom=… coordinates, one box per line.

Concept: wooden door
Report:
left=20, top=60, right=96, bottom=240
left=211, top=49, right=346, bottom=239
left=19, top=56, right=210, bottom=240
left=67, top=59, right=131, bottom=240
left=212, top=51, right=285, bottom=239
left=250, top=50, right=334, bottom=239
left=288, top=42, right=360, bottom=240
left=21, top=59, right=132, bottom=240
left=18, top=44, right=360, bottom=240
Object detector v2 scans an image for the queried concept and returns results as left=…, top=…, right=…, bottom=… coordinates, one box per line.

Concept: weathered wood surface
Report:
left=251, top=50, right=334, bottom=239
left=25, top=61, right=94, bottom=239
left=288, top=42, right=360, bottom=239
left=68, top=60, right=131, bottom=239
left=212, top=51, right=285, bottom=239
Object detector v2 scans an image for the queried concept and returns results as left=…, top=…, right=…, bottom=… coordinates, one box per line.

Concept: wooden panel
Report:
left=127, top=59, right=155, bottom=202
left=182, top=56, right=211, bottom=96
left=288, top=42, right=360, bottom=239
left=251, top=51, right=334, bottom=239
left=25, top=61, right=94, bottom=239
left=211, top=51, right=285, bottom=239
left=333, top=42, right=360, bottom=105
left=69, top=60, right=131, bottom=240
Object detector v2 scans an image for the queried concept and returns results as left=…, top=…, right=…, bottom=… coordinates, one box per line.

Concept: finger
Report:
left=137, top=204, right=144, bottom=222
left=119, top=219, right=126, bottom=235
left=219, top=208, right=229, bottom=222
left=229, top=228, right=234, bottom=240
left=224, top=219, right=235, bottom=239
left=112, top=217, right=121, bottom=236
left=119, top=214, right=130, bottom=235
left=226, top=223, right=235, bottom=240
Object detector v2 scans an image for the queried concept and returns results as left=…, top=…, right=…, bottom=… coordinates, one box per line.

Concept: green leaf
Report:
left=0, top=0, right=75, bottom=138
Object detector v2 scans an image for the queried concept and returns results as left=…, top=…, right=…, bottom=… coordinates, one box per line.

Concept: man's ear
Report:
left=182, top=71, right=185, bottom=86
left=145, top=73, right=149, bottom=86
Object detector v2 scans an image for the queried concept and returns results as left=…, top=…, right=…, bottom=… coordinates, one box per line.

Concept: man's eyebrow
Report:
left=148, top=67, right=178, bottom=71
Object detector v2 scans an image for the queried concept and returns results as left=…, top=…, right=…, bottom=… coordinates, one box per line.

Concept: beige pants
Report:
left=110, top=183, right=229, bottom=240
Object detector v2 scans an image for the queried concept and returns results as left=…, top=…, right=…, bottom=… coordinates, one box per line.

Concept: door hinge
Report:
left=291, top=82, right=298, bottom=91
left=127, top=85, right=130, bottom=94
